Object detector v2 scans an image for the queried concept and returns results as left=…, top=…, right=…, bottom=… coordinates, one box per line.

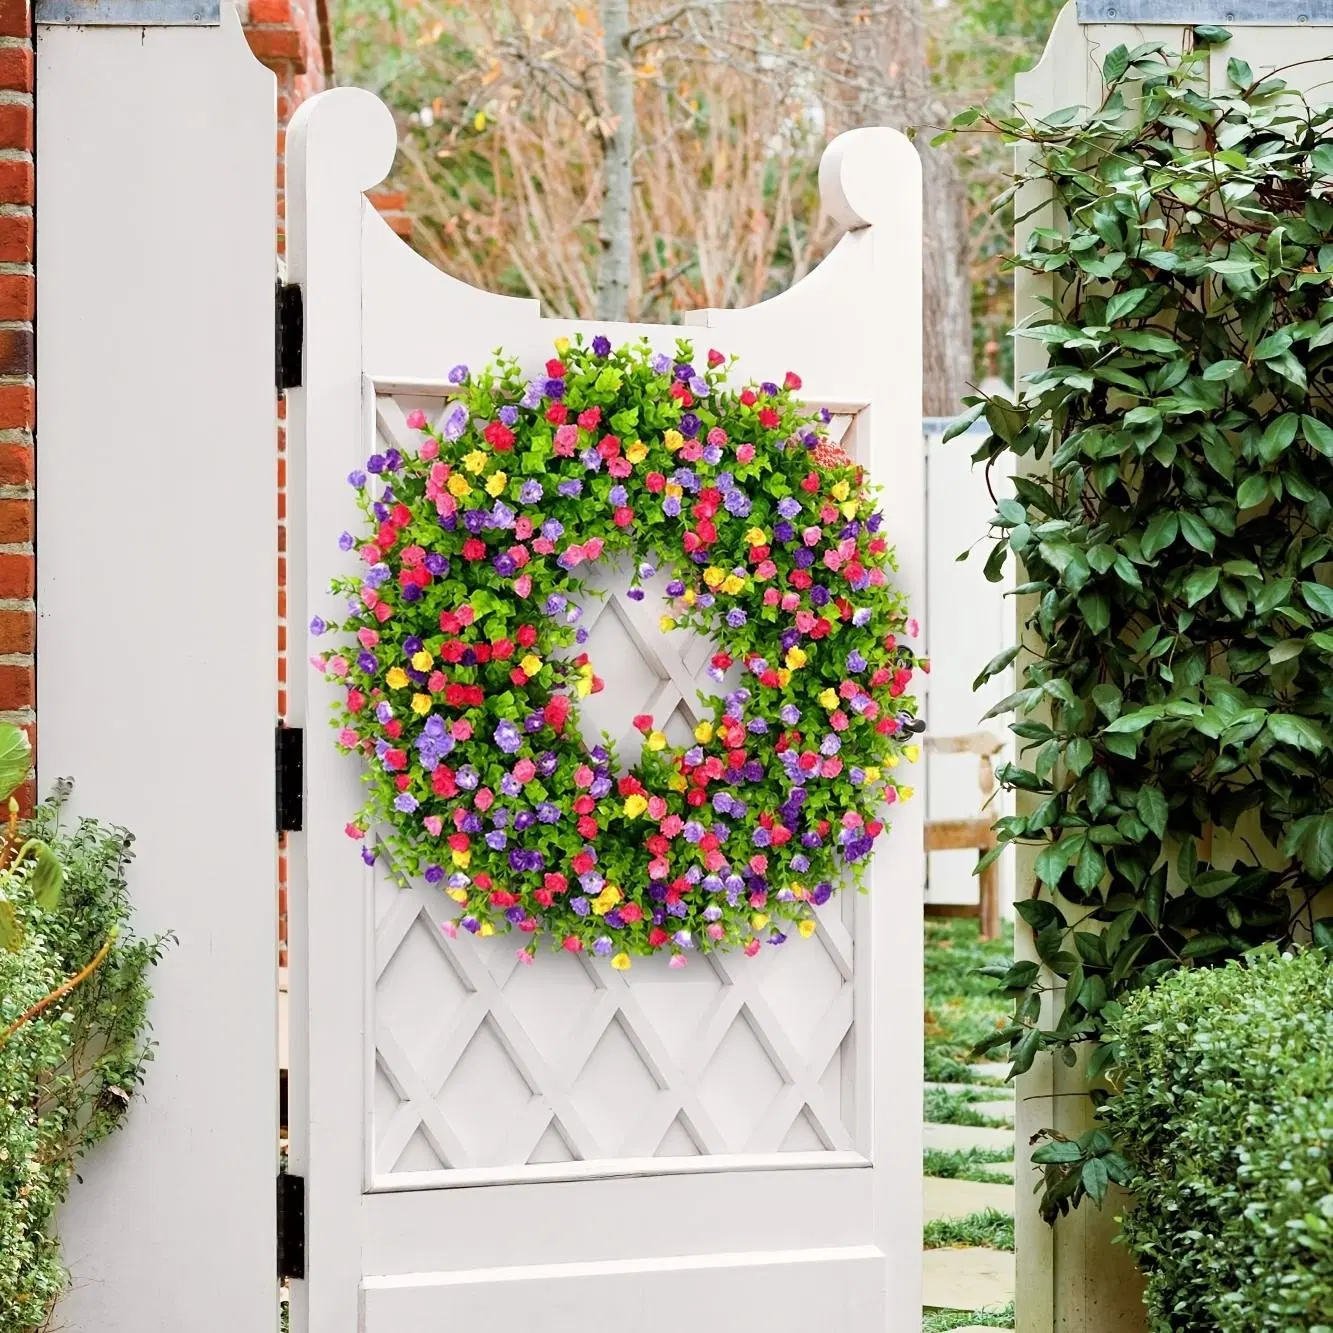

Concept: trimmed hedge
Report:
left=1104, top=949, right=1333, bottom=1331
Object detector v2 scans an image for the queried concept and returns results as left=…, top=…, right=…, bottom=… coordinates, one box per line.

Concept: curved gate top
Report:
left=285, top=86, right=924, bottom=1333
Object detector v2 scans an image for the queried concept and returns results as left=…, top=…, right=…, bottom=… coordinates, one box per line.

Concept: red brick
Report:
left=0, top=274, right=31, bottom=322
left=0, top=445, right=30, bottom=486
left=246, top=27, right=305, bottom=67
left=0, top=104, right=32, bottom=154
left=249, top=0, right=292, bottom=21
left=0, top=48, right=32, bottom=93
left=0, top=385, right=32, bottom=430
left=0, top=553, right=31, bottom=599
left=0, top=215, right=31, bottom=265
left=0, top=329, right=31, bottom=380
left=0, top=499, right=30, bottom=545
left=0, top=160, right=32, bottom=208
left=0, top=0, right=29, bottom=38
left=367, top=190, right=407, bottom=212
left=0, top=609, right=31, bottom=654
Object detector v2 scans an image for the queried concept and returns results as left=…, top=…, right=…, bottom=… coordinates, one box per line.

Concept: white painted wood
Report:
left=288, top=91, right=923, bottom=1332
left=1011, top=10, right=1330, bottom=1332
left=33, top=9, right=276, bottom=1332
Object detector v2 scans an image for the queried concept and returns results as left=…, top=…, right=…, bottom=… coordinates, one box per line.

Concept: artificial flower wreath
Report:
left=313, top=336, right=924, bottom=968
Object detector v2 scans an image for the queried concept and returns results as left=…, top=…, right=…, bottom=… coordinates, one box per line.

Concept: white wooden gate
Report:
left=286, top=87, right=924, bottom=1333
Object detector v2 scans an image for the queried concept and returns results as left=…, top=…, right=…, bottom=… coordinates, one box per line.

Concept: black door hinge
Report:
left=276, top=725, right=304, bottom=833
left=277, top=1172, right=306, bottom=1281
left=276, top=280, right=304, bottom=391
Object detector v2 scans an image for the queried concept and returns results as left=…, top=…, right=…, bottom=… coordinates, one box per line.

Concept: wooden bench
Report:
left=923, top=732, right=1005, bottom=940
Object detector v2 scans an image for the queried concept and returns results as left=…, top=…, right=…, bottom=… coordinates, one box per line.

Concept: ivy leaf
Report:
left=1135, top=786, right=1168, bottom=839
left=0, top=724, right=30, bottom=804
left=1105, top=286, right=1150, bottom=322
left=1078, top=592, right=1111, bottom=634
left=1102, top=44, right=1130, bottom=83
left=1191, top=24, right=1232, bottom=45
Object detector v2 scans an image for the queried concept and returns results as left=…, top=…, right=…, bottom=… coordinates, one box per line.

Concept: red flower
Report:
left=632, top=714, right=654, bottom=734
left=473, top=643, right=492, bottom=664
left=646, top=472, right=666, bottom=493
left=648, top=927, right=669, bottom=949
left=613, top=507, right=634, bottom=528
left=618, top=775, right=645, bottom=796
left=620, top=902, right=644, bottom=924
left=463, top=538, right=485, bottom=561
left=492, top=638, right=515, bottom=660
left=546, top=404, right=568, bottom=424
left=597, top=434, right=621, bottom=459
left=758, top=407, right=780, bottom=429
left=740, top=388, right=757, bottom=406
left=784, top=370, right=802, bottom=391
left=572, top=851, right=596, bottom=875
left=431, top=766, right=457, bottom=797
left=800, top=472, right=820, bottom=493
left=545, top=358, right=566, bottom=377
left=573, top=795, right=595, bottom=815
left=578, top=407, right=602, bottom=430
left=577, top=816, right=598, bottom=838
left=517, top=624, right=538, bottom=648
left=708, top=347, right=725, bottom=367
left=686, top=789, right=706, bottom=807
left=384, top=719, right=403, bottom=740
left=447, top=832, right=470, bottom=852
left=383, top=748, right=407, bottom=770
left=543, top=694, right=571, bottom=731
left=711, top=651, right=732, bottom=670
left=534, top=889, right=554, bottom=908
left=544, top=873, right=568, bottom=895
left=510, top=667, right=529, bottom=686
left=562, top=935, right=584, bottom=953
left=484, top=420, right=515, bottom=451
left=760, top=668, right=780, bottom=688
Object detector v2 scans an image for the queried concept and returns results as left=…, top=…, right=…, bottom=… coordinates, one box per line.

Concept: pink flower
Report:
left=374, top=602, right=393, bottom=623
left=755, top=559, right=777, bottom=580
left=514, top=758, right=537, bottom=783
left=423, top=815, right=444, bottom=836
left=823, top=550, right=843, bottom=571
left=532, top=537, right=555, bottom=555
left=405, top=409, right=428, bottom=430
left=584, top=537, right=606, bottom=560
left=762, top=587, right=781, bottom=606
left=452, top=718, right=472, bottom=741
left=820, top=756, right=843, bottom=778
left=456, top=604, right=476, bottom=626
left=780, top=592, right=800, bottom=613
left=668, top=954, right=687, bottom=969
left=795, top=610, right=816, bottom=633
left=608, top=456, right=632, bottom=478
left=563, top=544, right=586, bottom=567
left=474, top=787, right=494, bottom=811
left=743, top=939, right=761, bottom=957
left=419, top=439, right=439, bottom=461
left=907, top=618, right=920, bottom=638
left=515, top=515, right=534, bottom=540
left=802, top=526, right=822, bottom=546
left=514, top=573, right=533, bottom=598
left=428, top=670, right=446, bottom=692
left=554, top=424, right=578, bottom=454
left=441, top=921, right=458, bottom=939
left=357, top=627, right=380, bottom=649
left=338, top=727, right=358, bottom=746
left=329, top=656, right=349, bottom=677
left=344, top=823, right=364, bottom=840
left=574, top=765, right=594, bottom=788
left=660, top=814, right=683, bottom=837
left=820, top=504, right=839, bottom=524
left=736, top=443, right=755, bottom=464
left=681, top=441, right=703, bottom=462
left=707, top=427, right=727, bottom=446
left=647, top=795, right=667, bottom=820
left=749, top=854, right=769, bottom=874
left=516, top=949, right=535, bottom=965
left=831, top=710, right=849, bottom=732
left=706, top=922, right=725, bottom=941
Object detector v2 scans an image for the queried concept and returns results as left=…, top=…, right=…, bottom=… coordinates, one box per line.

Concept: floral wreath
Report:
left=312, top=336, right=924, bottom=969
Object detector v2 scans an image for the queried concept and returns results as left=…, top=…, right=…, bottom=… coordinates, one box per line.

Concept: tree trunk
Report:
left=834, top=0, right=973, bottom=416
left=596, top=0, right=635, bottom=321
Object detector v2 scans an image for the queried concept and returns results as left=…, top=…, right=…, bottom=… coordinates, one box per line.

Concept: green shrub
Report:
left=0, top=790, right=166, bottom=1331
left=1103, top=948, right=1333, bottom=1331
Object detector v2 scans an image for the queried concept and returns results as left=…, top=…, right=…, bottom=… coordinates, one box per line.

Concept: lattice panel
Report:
left=368, top=391, right=864, bottom=1181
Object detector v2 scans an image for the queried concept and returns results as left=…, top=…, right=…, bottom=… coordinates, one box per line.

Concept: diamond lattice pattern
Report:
left=368, top=392, right=862, bottom=1179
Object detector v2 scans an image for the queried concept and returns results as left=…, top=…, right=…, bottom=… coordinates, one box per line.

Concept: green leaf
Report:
left=1302, top=581, right=1333, bottom=619
left=1203, top=359, right=1242, bottom=380
left=1226, top=56, right=1253, bottom=88
left=1258, top=413, right=1299, bottom=463
left=1269, top=639, right=1304, bottom=665
left=27, top=842, right=62, bottom=913
left=942, top=402, right=986, bottom=442
left=1106, top=286, right=1150, bottom=322
left=1304, top=415, right=1333, bottom=458
left=1135, top=786, right=1168, bottom=839
left=1267, top=713, right=1332, bottom=753
left=1184, top=566, right=1219, bottom=606
left=1180, top=933, right=1230, bottom=959
left=1313, top=143, right=1333, bottom=177
left=0, top=723, right=30, bottom=804
left=0, top=898, right=17, bottom=952
left=1082, top=1156, right=1110, bottom=1203
left=972, top=645, right=1020, bottom=691
left=1178, top=512, right=1215, bottom=554
left=1078, top=592, right=1111, bottom=635
left=1102, top=44, right=1130, bottom=83
left=1141, top=512, right=1179, bottom=561
left=1236, top=473, right=1271, bottom=510
left=1192, top=24, right=1231, bottom=45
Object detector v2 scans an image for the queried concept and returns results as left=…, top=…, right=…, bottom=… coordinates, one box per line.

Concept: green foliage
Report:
left=922, top=1307, right=1015, bottom=1333
left=944, top=33, right=1333, bottom=1214
left=923, top=1086, right=1011, bottom=1128
left=924, top=918, right=1013, bottom=1084
left=924, top=1146, right=1015, bottom=1184
left=0, top=790, right=166, bottom=1330
left=1102, top=949, right=1333, bottom=1331
left=922, top=1207, right=1016, bottom=1252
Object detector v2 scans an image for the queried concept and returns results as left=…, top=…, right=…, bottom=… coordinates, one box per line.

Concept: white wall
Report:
left=35, top=11, right=276, bottom=1331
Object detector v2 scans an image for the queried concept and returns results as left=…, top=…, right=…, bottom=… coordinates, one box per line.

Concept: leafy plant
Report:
left=924, top=1146, right=1015, bottom=1184
left=0, top=789, right=166, bottom=1330
left=938, top=31, right=1333, bottom=1216
left=922, top=1207, right=1016, bottom=1251
left=1102, top=948, right=1333, bottom=1331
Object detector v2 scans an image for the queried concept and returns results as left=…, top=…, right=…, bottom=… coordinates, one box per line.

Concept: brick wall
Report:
left=0, top=0, right=32, bottom=803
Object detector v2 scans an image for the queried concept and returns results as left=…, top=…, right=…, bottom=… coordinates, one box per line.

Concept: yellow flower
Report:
left=819, top=687, right=838, bottom=709
left=798, top=918, right=817, bottom=939
left=611, top=952, right=632, bottom=971
left=411, top=693, right=432, bottom=715
left=904, top=744, right=921, bottom=764
left=664, top=429, right=684, bottom=451
left=447, top=473, right=472, bottom=497
left=776, top=668, right=792, bottom=688
left=623, top=792, right=649, bottom=818
left=592, top=887, right=622, bottom=915
left=478, top=920, right=494, bottom=937
left=452, top=847, right=472, bottom=868
left=485, top=470, right=508, bottom=497
left=703, top=566, right=725, bottom=589
left=520, top=653, right=542, bottom=678
left=668, top=772, right=687, bottom=792
left=841, top=500, right=858, bottom=519
left=681, top=588, right=697, bottom=607
left=744, top=527, right=767, bottom=546
left=665, top=482, right=684, bottom=499
left=386, top=667, right=409, bottom=690
left=411, top=650, right=433, bottom=671
left=660, top=615, right=677, bottom=633
left=751, top=912, right=770, bottom=931
left=447, top=888, right=468, bottom=904
left=463, top=450, right=488, bottom=475
left=785, top=646, right=807, bottom=670
left=831, top=479, right=850, bottom=502
left=554, top=336, right=571, bottom=354
left=885, top=754, right=900, bottom=769
left=864, top=765, right=881, bottom=782
left=899, top=785, right=916, bottom=801
left=626, top=440, right=648, bottom=464
left=722, top=575, right=745, bottom=595
left=646, top=731, right=666, bottom=752
left=695, top=721, right=714, bottom=743
left=575, top=674, right=593, bottom=699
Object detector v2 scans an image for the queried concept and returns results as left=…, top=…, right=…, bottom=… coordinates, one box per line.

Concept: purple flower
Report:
left=726, top=608, right=747, bottom=629
left=402, top=584, right=423, bottom=603
left=545, top=377, right=566, bottom=399
left=608, top=484, right=628, bottom=506
left=521, top=380, right=544, bottom=409
left=723, top=490, right=750, bottom=517
left=366, top=453, right=386, bottom=474
left=779, top=704, right=801, bottom=725
left=777, top=497, right=802, bottom=519
left=674, top=363, right=695, bottom=383
left=424, top=864, right=444, bottom=883
left=384, top=449, right=403, bottom=473
left=499, top=404, right=519, bottom=426
left=689, top=376, right=709, bottom=397
left=520, top=480, right=543, bottom=504
left=425, top=552, right=449, bottom=576
left=852, top=607, right=873, bottom=628
left=348, top=470, right=367, bottom=488
left=310, top=616, right=327, bottom=635
left=442, top=403, right=469, bottom=441
left=760, top=381, right=779, bottom=396
left=571, top=896, right=590, bottom=917
left=494, top=720, right=522, bottom=754
left=448, top=364, right=469, bottom=384
left=592, top=334, right=612, bottom=357
left=394, top=793, right=419, bottom=813
left=666, top=579, right=686, bottom=597
left=663, top=495, right=681, bottom=518
left=593, top=936, right=613, bottom=956
left=810, top=585, right=830, bottom=607
left=679, top=412, right=700, bottom=438
left=847, top=650, right=867, bottom=673
left=357, top=651, right=377, bottom=674
left=557, top=479, right=584, bottom=498
left=339, top=532, right=355, bottom=551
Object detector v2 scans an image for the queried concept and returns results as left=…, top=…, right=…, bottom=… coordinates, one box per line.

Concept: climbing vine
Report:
left=941, top=31, right=1333, bottom=1216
